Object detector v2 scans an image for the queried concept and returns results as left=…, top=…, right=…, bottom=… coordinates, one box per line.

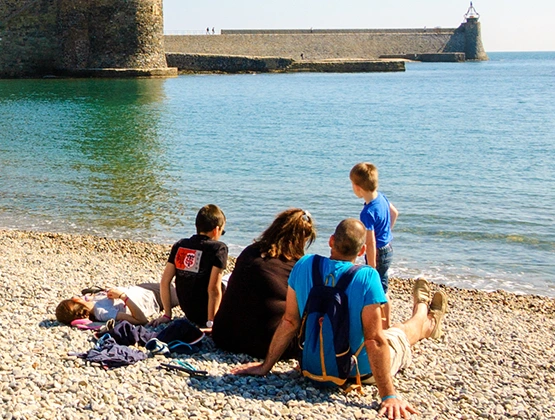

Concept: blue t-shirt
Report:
left=360, top=192, right=393, bottom=249
left=288, top=254, right=387, bottom=376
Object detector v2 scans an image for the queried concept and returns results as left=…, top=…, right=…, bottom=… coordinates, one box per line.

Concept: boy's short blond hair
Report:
left=350, top=162, right=379, bottom=192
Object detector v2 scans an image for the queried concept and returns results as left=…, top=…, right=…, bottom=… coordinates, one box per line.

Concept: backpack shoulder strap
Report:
left=335, top=264, right=364, bottom=292
left=311, top=255, right=324, bottom=287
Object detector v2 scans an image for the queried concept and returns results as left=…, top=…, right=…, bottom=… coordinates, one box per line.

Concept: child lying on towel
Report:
left=55, top=283, right=179, bottom=326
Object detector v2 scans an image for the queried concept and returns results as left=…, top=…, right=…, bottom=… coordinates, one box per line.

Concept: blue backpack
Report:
left=298, top=255, right=365, bottom=392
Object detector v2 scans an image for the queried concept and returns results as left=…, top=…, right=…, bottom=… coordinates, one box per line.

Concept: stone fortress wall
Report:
left=0, top=0, right=60, bottom=77
left=0, top=0, right=174, bottom=78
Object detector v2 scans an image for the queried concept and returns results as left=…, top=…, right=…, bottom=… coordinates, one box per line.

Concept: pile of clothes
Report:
left=71, top=318, right=205, bottom=369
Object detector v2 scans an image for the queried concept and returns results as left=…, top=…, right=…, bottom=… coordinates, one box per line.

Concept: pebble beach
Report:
left=1, top=229, right=554, bottom=420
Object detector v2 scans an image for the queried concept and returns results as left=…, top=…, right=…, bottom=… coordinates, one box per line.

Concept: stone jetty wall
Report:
left=166, top=53, right=405, bottom=73
left=164, top=24, right=487, bottom=62
left=164, top=30, right=455, bottom=61
left=166, top=54, right=294, bottom=73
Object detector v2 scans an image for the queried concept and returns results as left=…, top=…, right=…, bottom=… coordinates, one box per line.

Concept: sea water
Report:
left=1, top=52, right=554, bottom=296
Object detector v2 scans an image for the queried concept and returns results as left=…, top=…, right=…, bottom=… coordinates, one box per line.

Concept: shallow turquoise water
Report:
left=1, top=52, right=554, bottom=296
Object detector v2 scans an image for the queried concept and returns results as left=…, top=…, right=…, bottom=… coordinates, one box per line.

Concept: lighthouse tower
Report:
left=463, top=2, right=488, bottom=61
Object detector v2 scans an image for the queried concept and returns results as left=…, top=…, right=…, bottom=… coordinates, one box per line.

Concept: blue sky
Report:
left=163, top=1, right=555, bottom=52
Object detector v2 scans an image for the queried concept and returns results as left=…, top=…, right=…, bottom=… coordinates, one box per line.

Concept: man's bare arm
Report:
left=362, top=304, right=417, bottom=418
left=362, top=304, right=395, bottom=396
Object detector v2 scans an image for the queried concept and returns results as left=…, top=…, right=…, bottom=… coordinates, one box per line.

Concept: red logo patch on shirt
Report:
left=175, top=248, right=203, bottom=273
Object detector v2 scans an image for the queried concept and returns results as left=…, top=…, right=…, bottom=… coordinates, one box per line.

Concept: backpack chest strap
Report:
left=312, top=255, right=362, bottom=291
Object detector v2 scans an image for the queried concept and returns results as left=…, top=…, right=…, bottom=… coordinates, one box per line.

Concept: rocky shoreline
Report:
left=1, top=229, right=554, bottom=419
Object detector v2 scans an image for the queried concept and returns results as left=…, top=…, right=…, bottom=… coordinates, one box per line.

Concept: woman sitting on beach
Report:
left=55, top=283, right=179, bottom=326
left=212, top=208, right=316, bottom=359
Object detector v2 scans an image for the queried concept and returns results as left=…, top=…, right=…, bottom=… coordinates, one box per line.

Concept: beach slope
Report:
left=0, top=230, right=554, bottom=419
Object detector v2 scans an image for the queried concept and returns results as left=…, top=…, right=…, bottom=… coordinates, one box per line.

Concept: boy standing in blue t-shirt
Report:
left=350, top=162, right=399, bottom=328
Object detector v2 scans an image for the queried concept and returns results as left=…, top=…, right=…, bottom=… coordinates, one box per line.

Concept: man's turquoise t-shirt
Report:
left=288, top=254, right=387, bottom=376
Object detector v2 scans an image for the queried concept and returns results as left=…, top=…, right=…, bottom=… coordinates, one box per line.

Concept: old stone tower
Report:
left=463, top=3, right=488, bottom=60
left=0, top=0, right=175, bottom=77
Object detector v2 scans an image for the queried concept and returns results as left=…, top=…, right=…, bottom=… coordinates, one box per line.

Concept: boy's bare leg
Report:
left=382, top=299, right=391, bottom=329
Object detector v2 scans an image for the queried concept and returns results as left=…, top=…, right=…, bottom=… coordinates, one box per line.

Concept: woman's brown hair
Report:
left=55, top=299, right=91, bottom=325
left=256, top=208, right=316, bottom=261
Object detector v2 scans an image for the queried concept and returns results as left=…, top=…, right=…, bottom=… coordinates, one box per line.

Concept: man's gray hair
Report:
left=333, top=219, right=366, bottom=258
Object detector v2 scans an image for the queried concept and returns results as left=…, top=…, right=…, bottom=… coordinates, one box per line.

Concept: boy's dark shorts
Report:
left=376, top=243, right=393, bottom=293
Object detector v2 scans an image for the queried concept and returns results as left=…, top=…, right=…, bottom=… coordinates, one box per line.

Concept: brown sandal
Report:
left=412, top=278, right=431, bottom=307
left=429, top=291, right=448, bottom=339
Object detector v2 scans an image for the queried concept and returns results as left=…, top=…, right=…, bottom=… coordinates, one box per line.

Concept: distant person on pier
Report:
left=150, top=204, right=228, bottom=329
left=212, top=209, right=316, bottom=359
left=350, top=163, right=399, bottom=328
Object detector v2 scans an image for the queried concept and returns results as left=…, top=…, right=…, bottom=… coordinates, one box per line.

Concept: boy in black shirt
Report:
left=151, top=204, right=228, bottom=328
